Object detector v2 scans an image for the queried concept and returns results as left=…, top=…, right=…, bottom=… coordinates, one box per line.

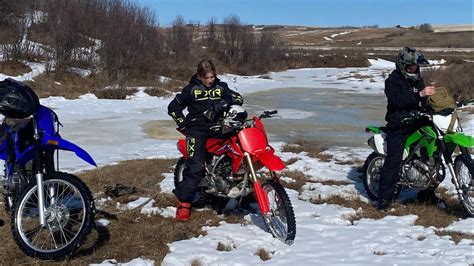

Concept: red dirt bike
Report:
left=174, top=107, right=296, bottom=244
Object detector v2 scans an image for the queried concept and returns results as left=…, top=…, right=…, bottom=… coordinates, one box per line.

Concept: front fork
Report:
left=32, top=117, right=47, bottom=227
left=244, top=152, right=270, bottom=214
left=439, top=139, right=467, bottom=201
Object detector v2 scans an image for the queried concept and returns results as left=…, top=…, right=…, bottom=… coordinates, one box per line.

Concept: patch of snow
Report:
left=90, top=258, right=154, bottom=266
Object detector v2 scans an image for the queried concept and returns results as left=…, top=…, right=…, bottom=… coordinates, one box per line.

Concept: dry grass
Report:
left=434, top=230, right=474, bottom=244
left=281, top=140, right=332, bottom=161
left=216, top=242, right=235, bottom=252
left=0, top=60, right=32, bottom=76
left=0, top=158, right=245, bottom=264
left=278, top=27, right=474, bottom=49
left=143, top=88, right=170, bottom=97
left=25, top=72, right=102, bottom=98
left=280, top=170, right=310, bottom=192
left=310, top=194, right=464, bottom=230
left=255, top=248, right=272, bottom=261
left=285, top=157, right=300, bottom=165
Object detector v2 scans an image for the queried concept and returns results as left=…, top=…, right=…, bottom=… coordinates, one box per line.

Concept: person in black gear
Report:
left=168, top=59, right=243, bottom=221
left=377, top=47, right=436, bottom=210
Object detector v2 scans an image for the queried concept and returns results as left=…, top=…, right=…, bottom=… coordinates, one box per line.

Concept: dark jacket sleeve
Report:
left=167, top=86, right=192, bottom=126
left=221, top=82, right=243, bottom=106
left=384, top=78, right=422, bottom=111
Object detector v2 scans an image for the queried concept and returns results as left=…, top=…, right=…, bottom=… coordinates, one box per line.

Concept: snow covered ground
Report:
left=1, top=59, right=473, bottom=265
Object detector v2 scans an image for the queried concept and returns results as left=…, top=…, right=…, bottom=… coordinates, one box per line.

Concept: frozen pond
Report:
left=143, top=87, right=387, bottom=147
left=143, top=86, right=473, bottom=148
left=244, top=87, right=386, bottom=147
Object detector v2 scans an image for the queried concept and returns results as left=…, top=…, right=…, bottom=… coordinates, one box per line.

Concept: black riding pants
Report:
left=378, top=128, right=410, bottom=201
left=174, top=127, right=213, bottom=203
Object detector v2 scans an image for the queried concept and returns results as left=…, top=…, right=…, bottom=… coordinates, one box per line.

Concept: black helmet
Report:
left=0, top=78, right=40, bottom=119
left=395, top=47, right=429, bottom=83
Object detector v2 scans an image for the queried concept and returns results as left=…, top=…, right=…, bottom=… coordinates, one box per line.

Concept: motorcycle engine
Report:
left=403, top=159, right=431, bottom=188
left=205, top=155, right=234, bottom=195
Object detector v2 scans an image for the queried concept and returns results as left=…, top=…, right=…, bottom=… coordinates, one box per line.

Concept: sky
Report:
left=133, top=0, right=473, bottom=27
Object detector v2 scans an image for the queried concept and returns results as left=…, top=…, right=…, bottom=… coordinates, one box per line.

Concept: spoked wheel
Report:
left=454, top=155, right=474, bottom=217
left=11, top=172, right=95, bottom=260
left=262, top=177, right=296, bottom=245
left=362, top=152, right=385, bottom=201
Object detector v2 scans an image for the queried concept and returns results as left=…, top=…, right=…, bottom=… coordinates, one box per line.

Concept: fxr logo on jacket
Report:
left=192, top=86, right=222, bottom=101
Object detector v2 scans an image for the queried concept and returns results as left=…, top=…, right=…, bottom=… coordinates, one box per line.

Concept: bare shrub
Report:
left=422, top=62, right=474, bottom=100
left=222, top=15, right=241, bottom=65
left=205, top=17, right=219, bottom=50
left=418, top=23, right=433, bottom=33
left=168, top=15, right=192, bottom=61
left=94, top=87, right=138, bottom=100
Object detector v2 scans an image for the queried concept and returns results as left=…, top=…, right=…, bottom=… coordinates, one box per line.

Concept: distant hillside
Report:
left=0, top=1, right=473, bottom=99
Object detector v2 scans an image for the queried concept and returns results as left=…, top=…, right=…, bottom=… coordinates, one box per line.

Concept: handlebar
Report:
left=410, top=110, right=432, bottom=120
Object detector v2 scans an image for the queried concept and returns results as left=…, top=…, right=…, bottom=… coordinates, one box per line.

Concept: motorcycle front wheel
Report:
left=454, top=154, right=474, bottom=217
left=11, top=172, right=95, bottom=260
left=262, top=178, right=296, bottom=245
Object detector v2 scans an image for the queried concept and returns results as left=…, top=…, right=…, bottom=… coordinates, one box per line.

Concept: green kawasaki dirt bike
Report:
left=362, top=110, right=474, bottom=216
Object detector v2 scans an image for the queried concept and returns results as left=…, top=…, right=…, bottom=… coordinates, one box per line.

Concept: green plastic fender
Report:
left=444, top=132, right=474, bottom=147
left=405, top=126, right=437, bottom=157
left=365, top=126, right=381, bottom=134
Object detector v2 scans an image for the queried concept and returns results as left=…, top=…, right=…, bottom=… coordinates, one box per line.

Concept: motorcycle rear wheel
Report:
left=262, top=179, right=296, bottom=245
left=11, top=172, right=95, bottom=260
left=454, top=154, right=474, bottom=217
left=362, top=152, right=385, bottom=200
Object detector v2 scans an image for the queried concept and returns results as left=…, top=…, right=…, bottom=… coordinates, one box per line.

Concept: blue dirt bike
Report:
left=0, top=78, right=96, bottom=260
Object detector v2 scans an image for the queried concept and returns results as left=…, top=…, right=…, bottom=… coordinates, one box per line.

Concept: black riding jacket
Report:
left=384, top=69, right=426, bottom=128
left=168, top=74, right=243, bottom=127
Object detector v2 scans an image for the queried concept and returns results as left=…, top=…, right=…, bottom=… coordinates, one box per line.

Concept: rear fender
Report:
left=365, top=126, right=381, bottom=134
left=177, top=139, right=188, bottom=159
left=367, top=133, right=386, bottom=156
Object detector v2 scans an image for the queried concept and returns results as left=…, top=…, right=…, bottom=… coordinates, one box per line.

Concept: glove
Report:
left=203, top=109, right=216, bottom=122
left=214, top=100, right=229, bottom=114
left=169, top=112, right=186, bottom=128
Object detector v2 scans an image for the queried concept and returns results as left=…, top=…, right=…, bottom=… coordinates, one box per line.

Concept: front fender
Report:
left=444, top=132, right=474, bottom=148
left=43, top=135, right=96, bottom=166
left=255, top=147, right=285, bottom=171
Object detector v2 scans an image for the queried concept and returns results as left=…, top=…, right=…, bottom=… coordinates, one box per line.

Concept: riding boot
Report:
left=416, top=189, right=439, bottom=205
left=377, top=198, right=391, bottom=211
left=176, top=201, right=191, bottom=221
